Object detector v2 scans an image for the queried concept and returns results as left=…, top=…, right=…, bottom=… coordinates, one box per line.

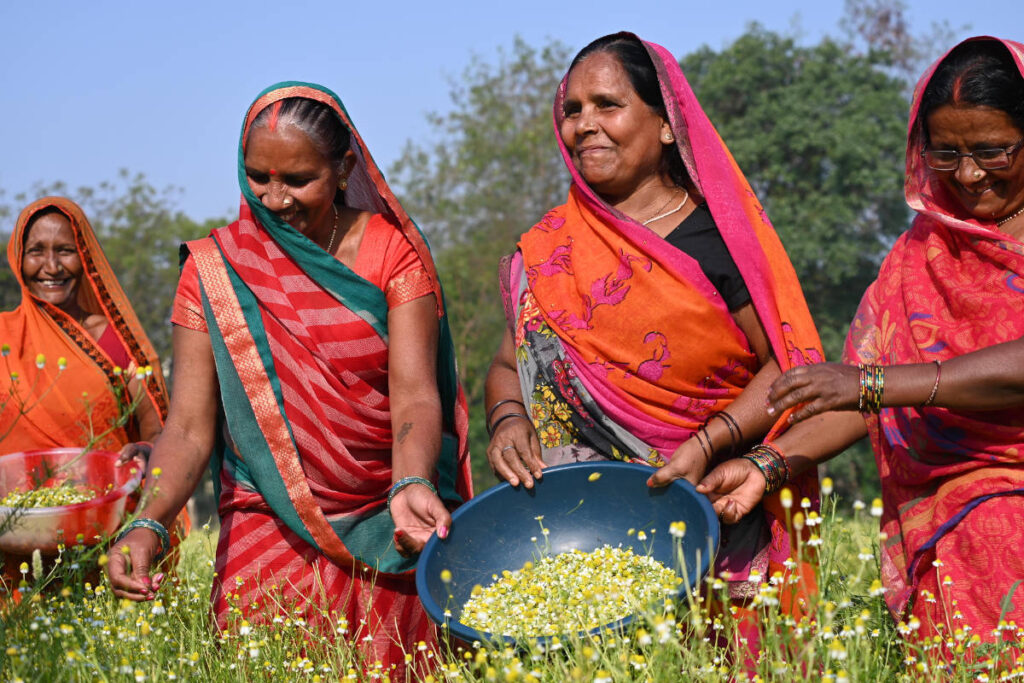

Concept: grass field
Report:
left=1, top=495, right=1020, bottom=682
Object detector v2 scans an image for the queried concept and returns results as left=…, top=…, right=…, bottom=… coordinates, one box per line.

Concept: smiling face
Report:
left=926, top=104, right=1024, bottom=224
left=559, top=52, right=673, bottom=203
left=21, top=211, right=84, bottom=313
left=244, top=124, right=348, bottom=238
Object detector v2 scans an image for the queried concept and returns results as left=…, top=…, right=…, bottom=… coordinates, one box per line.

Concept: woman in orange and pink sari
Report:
left=484, top=32, right=824, bottom=629
left=725, top=37, right=1024, bottom=642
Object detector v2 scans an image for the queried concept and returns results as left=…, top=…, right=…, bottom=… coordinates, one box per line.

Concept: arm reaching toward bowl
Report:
left=484, top=327, right=544, bottom=489
left=386, top=294, right=452, bottom=555
left=649, top=302, right=779, bottom=488
left=769, top=340, right=1024, bottom=424
left=108, top=326, right=218, bottom=600
left=698, top=410, right=867, bottom=523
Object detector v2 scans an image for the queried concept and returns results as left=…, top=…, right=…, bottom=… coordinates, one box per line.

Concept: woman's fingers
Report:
left=107, top=535, right=156, bottom=601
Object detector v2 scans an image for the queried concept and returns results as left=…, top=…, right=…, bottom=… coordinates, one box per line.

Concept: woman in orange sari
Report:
left=0, top=197, right=170, bottom=586
left=485, top=32, right=823, bottom=633
left=720, top=37, right=1024, bottom=643
left=0, top=197, right=167, bottom=461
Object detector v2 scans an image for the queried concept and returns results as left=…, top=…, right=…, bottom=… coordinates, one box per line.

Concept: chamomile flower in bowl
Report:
left=0, top=448, right=142, bottom=555
left=416, top=461, right=719, bottom=646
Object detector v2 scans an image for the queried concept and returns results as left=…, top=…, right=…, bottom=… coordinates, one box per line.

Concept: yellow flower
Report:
left=34, top=353, right=46, bottom=369
left=588, top=472, right=602, bottom=482
left=440, top=569, right=452, bottom=584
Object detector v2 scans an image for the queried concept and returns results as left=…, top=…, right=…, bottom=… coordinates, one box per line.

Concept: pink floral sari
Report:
left=845, top=36, right=1024, bottom=639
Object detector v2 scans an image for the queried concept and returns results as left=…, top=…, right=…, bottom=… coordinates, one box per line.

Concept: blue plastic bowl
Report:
left=416, top=461, right=719, bottom=646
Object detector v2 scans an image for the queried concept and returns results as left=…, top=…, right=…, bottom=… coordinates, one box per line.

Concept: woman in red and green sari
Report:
left=107, top=83, right=471, bottom=676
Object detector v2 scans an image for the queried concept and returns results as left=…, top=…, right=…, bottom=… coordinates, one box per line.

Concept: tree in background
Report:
left=391, top=14, right=930, bottom=497
left=0, top=172, right=222, bottom=366
left=389, top=38, right=573, bottom=484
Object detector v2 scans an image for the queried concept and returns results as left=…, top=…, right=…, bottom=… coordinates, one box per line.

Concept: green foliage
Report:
left=390, top=38, right=573, bottom=490
left=680, top=28, right=910, bottom=359
left=0, top=172, right=226, bottom=365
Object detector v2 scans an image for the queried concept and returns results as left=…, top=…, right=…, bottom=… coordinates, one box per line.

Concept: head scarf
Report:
left=0, top=197, right=168, bottom=453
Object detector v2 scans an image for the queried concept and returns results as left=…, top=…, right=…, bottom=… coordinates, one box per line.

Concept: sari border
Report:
left=189, top=237, right=356, bottom=566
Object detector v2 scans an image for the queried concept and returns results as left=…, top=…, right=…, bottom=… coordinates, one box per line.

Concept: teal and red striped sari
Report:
left=177, top=82, right=471, bottom=675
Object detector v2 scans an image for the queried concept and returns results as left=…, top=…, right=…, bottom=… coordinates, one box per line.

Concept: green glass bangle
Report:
left=115, top=517, right=170, bottom=562
left=387, top=476, right=438, bottom=512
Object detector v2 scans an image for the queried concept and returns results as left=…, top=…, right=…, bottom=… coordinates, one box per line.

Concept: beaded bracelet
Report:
left=742, top=442, right=790, bottom=494
left=486, top=399, right=526, bottom=428
left=487, top=412, right=531, bottom=437
left=387, top=476, right=438, bottom=512
left=922, top=360, right=942, bottom=406
left=858, top=363, right=886, bottom=414
left=115, top=517, right=171, bottom=563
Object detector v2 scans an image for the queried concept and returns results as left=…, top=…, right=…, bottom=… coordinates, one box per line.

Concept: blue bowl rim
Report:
left=415, top=460, right=720, bottom=647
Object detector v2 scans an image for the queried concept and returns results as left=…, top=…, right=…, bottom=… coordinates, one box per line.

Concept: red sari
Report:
left=845, top=36, right=1024, bottom=641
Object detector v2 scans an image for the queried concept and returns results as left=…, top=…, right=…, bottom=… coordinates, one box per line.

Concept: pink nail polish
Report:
left=439, top=526, right=449, bottom=539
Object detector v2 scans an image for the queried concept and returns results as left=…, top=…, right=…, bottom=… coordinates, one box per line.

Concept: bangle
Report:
left=742, top=441, right=790, bottom=494
left=115, top=517, right=170, bottom=562
left=486, top=399, right=526, bottom=428
left=709, top=412, right=742, bottom=457
left=488, top=412, right=531, bottom=437
left=387, top=476, right=437, bottom=512
left=858, top=363, right=886, bottom=414
left=692, top=428, right=711, bottom=462
left=922, top=360, right=942, bottom=406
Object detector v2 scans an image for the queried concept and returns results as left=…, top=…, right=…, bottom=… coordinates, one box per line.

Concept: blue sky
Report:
left=0, top=1, right=1018, bottom=221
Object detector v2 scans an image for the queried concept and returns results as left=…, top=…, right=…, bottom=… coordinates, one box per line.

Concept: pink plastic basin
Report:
left=0, top=448, right=143, bottom=555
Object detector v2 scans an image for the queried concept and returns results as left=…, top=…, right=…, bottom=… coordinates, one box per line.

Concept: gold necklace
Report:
left=997, top=205, right=1024, bottom=227
left=326, top=204, right=340, bottom=253
left=642, top=190, right=690, bottom=226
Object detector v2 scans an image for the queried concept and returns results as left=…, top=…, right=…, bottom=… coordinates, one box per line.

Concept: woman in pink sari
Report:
left=711, top=37, right=1024, bottom=642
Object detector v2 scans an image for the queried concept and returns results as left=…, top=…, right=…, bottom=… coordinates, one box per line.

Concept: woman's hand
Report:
left=647, top=436, right=710, bottom=487
left=768, top=362, right=860, bottom=424
left=117, top=441, right=153, bottom=466
left=107, top=528, right=166, bottom=601
left=486, top=415, right=544, bottom=488
left=696, top=458, right=766, bottom=524
left=389, top=484, right=451, bottom=556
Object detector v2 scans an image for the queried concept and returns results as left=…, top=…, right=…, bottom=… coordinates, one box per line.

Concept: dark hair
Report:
left=568, top=33, right=690, bottom=189
left=920, top=41, right=1024, bottom=141
left=249, top=97, right=352, bottom=170
left=22, top=206, right=69, bottom=247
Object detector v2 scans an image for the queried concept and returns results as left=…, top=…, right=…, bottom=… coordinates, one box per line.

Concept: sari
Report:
left=172, top=82, right=471, bottom=675
left=845, top=36, right=1024, bottom=640
left=0, top=197, right=168, bottom=455
left=502, top=34, right=823, bottom=614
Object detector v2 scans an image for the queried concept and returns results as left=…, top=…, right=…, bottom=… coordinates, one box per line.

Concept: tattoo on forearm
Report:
left=397, top=421, right=413, bottom=443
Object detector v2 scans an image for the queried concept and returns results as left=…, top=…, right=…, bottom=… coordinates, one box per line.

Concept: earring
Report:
left=973, top=170, right=983, bottom=179
left=664, top=134, right=674, bottom=143
left=339, top=178, right=348, bottom=191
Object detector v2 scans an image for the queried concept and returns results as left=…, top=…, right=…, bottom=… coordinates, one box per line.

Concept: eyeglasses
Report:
left=921, top=139, right=1024, bottom=171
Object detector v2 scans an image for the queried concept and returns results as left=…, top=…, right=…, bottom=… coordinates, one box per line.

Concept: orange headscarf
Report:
left=0, top=197, right=168, bottom=454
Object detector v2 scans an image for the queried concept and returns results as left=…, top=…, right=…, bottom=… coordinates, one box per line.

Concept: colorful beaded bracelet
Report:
left=742, top=442, right=790, bottom=494
left=858, top=363, right=886, bottom=414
